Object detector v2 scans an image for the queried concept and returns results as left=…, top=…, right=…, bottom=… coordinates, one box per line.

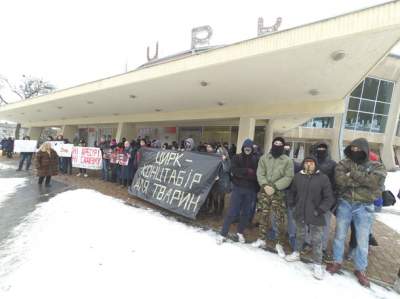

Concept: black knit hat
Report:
left=272, top=137, right=285, bottom=145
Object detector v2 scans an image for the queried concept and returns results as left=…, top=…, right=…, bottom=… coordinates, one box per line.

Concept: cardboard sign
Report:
left=14, top=140, right=37, bottom=153
left=71, top=147, right=102, bottom=169
left=109, top=151, right=130, bottom=166
left=49, top=141, right=74, bottom=157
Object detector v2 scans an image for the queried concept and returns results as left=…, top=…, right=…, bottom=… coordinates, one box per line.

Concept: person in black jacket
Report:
left=285, top=156, right=335, bottom=280
left=311, top=141, right=337, bottom=260
left=217, top=139, right=259, bottom=244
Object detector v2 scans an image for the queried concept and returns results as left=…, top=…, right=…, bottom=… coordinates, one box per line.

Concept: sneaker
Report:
left=216, top=235, right=226, bottom=245
left=313, top=264, right=325, bottom=280
left=237, top=233, right=246, bottom=244
left=275, top=244, right=286, bottom=258
left=76, top=173, right=81, bottom=177
left=354, top=270, right=370, bottom=288
left=251, top=239, right=266, bottom=248
left=326, top=262, right=341, bottom=274
left=285, top=251, right=300, bottom=262
left=84, top=173, right=88, bottom=178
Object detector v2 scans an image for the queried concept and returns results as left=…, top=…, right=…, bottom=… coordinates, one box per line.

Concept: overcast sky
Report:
left=1, top=0, right=398, bottom=91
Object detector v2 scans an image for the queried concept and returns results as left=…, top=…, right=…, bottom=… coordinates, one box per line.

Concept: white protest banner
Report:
left=71, top=146, right=102, bottom=169
left=14, top=140, right=38, bottom=153
left=49, top=141, right=73, bottom=157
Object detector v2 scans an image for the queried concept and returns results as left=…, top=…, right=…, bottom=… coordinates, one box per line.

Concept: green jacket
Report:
left=256, top=153, right=294, bottom=191
left=335, top=138, right=386, bottom=204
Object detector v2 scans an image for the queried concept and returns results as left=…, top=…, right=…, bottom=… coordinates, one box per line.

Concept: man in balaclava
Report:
left=327, top=138, right=386, bottom=288
left=252, top=137, right=294, bottom=258
left=217, top=138, right=259, bottom=245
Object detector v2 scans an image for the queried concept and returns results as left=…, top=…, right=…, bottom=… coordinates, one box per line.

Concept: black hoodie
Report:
left=231, top=140, right=259, bottom=191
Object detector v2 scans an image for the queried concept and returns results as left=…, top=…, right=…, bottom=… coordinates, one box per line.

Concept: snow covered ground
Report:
left=0, top=178, right=27, bottom=208
left=0, top=188, right=398, bottom=299
left=376, top=171, right=400, bottom=233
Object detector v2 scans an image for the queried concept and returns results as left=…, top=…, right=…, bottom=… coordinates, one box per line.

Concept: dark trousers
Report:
left=38, top=176, right=51, bottom=185
left=63, top=157, right=72, bottom=175
left=79, top=168, right=87, bottom=174
left=221, top=186, right=256, bottom=236
left=18, top=153, right=32, bottom=170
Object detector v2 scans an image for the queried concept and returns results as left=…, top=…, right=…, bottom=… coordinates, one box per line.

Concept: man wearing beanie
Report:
left=217, top=138, right=259, bottom=244
left=326, top=138, right=386, bottom=287
left=252, top=137, right=294, bottom=258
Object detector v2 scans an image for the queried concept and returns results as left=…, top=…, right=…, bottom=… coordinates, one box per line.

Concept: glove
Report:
left=374, top=197, right=383, bottom=208
left=264, top=185, right=275, bottom=196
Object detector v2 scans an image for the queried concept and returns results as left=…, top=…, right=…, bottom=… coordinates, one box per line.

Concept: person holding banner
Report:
left=76, top=138, right=88, bottom=177
left=35, top=142, right=59, bottom=187
left=17, top=136, right=34, bottom=171
left=217, top=139, right=259, bottom=245
left=119, top=140, right=137, bottom=187
left=62, top=138, right=73, bottom=175
left=99, top=137, right=111, bottom=181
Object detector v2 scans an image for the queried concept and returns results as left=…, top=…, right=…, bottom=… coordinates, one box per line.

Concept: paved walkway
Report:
left=1, top=157, right=398, bottom=287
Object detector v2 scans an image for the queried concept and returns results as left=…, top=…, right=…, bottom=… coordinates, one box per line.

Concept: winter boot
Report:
left=313, top=264, right=325, bottom=280
left=326, top=262, right=341, bottom=274
left=354, top=270, right=370, bottom=288
left=285, top=251, right=300, bottom=262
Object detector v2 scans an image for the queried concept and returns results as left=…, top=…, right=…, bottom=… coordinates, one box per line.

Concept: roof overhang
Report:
left=1, top=0, right=400, bottom=127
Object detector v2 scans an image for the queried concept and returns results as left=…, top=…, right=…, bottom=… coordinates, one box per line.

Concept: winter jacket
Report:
left=335, top=138, right=386, bottom=204
left=310, top=141, right=337, bottom=190
left=35, top=149, right=59, bottom=177
left=231, top=139, right=259, bottom=192
left=287, top=157, right=335, bottom=226
left=120, top=146, right=137, bottom=180
left=257, top=152, right=294, bottom=191
left=215, top=158, right=231, bottom=193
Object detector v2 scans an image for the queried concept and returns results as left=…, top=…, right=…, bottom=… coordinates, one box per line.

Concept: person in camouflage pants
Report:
left=252, top=137, right=294, bottom=258
left=257, top=190, right=287, bottom=245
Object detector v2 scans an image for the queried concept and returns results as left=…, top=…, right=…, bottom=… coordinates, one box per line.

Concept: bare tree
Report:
left=0, top=75, right=56, bottom=139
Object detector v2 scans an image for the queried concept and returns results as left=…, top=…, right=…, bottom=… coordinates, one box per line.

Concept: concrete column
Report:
left=26, top=127, right=43, bottom=140
left=381, top=84, right=400, bottom=170
left=263, top=120, right=274, bottom=154
left=115, top=122, right=138, bottom=142
left=61, top=125, right=78, bottom=142
left=331, top=115, right=342, bottom=162
left=236, top=117, right=255, bottom=154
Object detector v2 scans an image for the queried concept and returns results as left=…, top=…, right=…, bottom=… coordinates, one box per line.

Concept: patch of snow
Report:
left=0, top=189, right=397, bottom=299
left=0, top=177, right=27, bottom=208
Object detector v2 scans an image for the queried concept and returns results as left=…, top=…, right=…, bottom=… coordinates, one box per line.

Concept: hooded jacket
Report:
left=257, top=147, right=294, bottom=191
left=335, top=138, right=386, bottom=204
left=231, top=139, right=259, bottom=191
left=287, top=157, right=335, bottom=226
left=184, top=138, right=196, bottom=151
left=311, top=141, right=336, bottom=189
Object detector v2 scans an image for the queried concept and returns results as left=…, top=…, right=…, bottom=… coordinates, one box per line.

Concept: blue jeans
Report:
left=221, top=186, right=256, bottom=236
left=18, top=153, right=32, bottom=170
left=102, top=159, right=110, bottom=181
left=332, top=199, right=374, bottom=271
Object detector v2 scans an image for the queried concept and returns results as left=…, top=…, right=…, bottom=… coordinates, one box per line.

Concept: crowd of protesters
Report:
left=1, top=133, right=399, bottom=287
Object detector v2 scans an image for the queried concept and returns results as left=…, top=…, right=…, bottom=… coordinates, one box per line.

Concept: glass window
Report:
left=345, top=77, right=394, bottom=134
left=371, top=115, right=387, bottom=133
left=350, top=81, right=363, bottom=97
left=301, top=117, right=334, bottom=128
left=362, top=77, right=379, bottom=100
left=345, top=111, right=358, bottom=130
left=348, top=97, right=360, bottom=111
left=359, top=100, right=375, bottom=113
left=374, top=102, right=390, bottom=115
left=377, top=80, right=394, bottom=103
left=356, top=113, right=373, bottom=132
